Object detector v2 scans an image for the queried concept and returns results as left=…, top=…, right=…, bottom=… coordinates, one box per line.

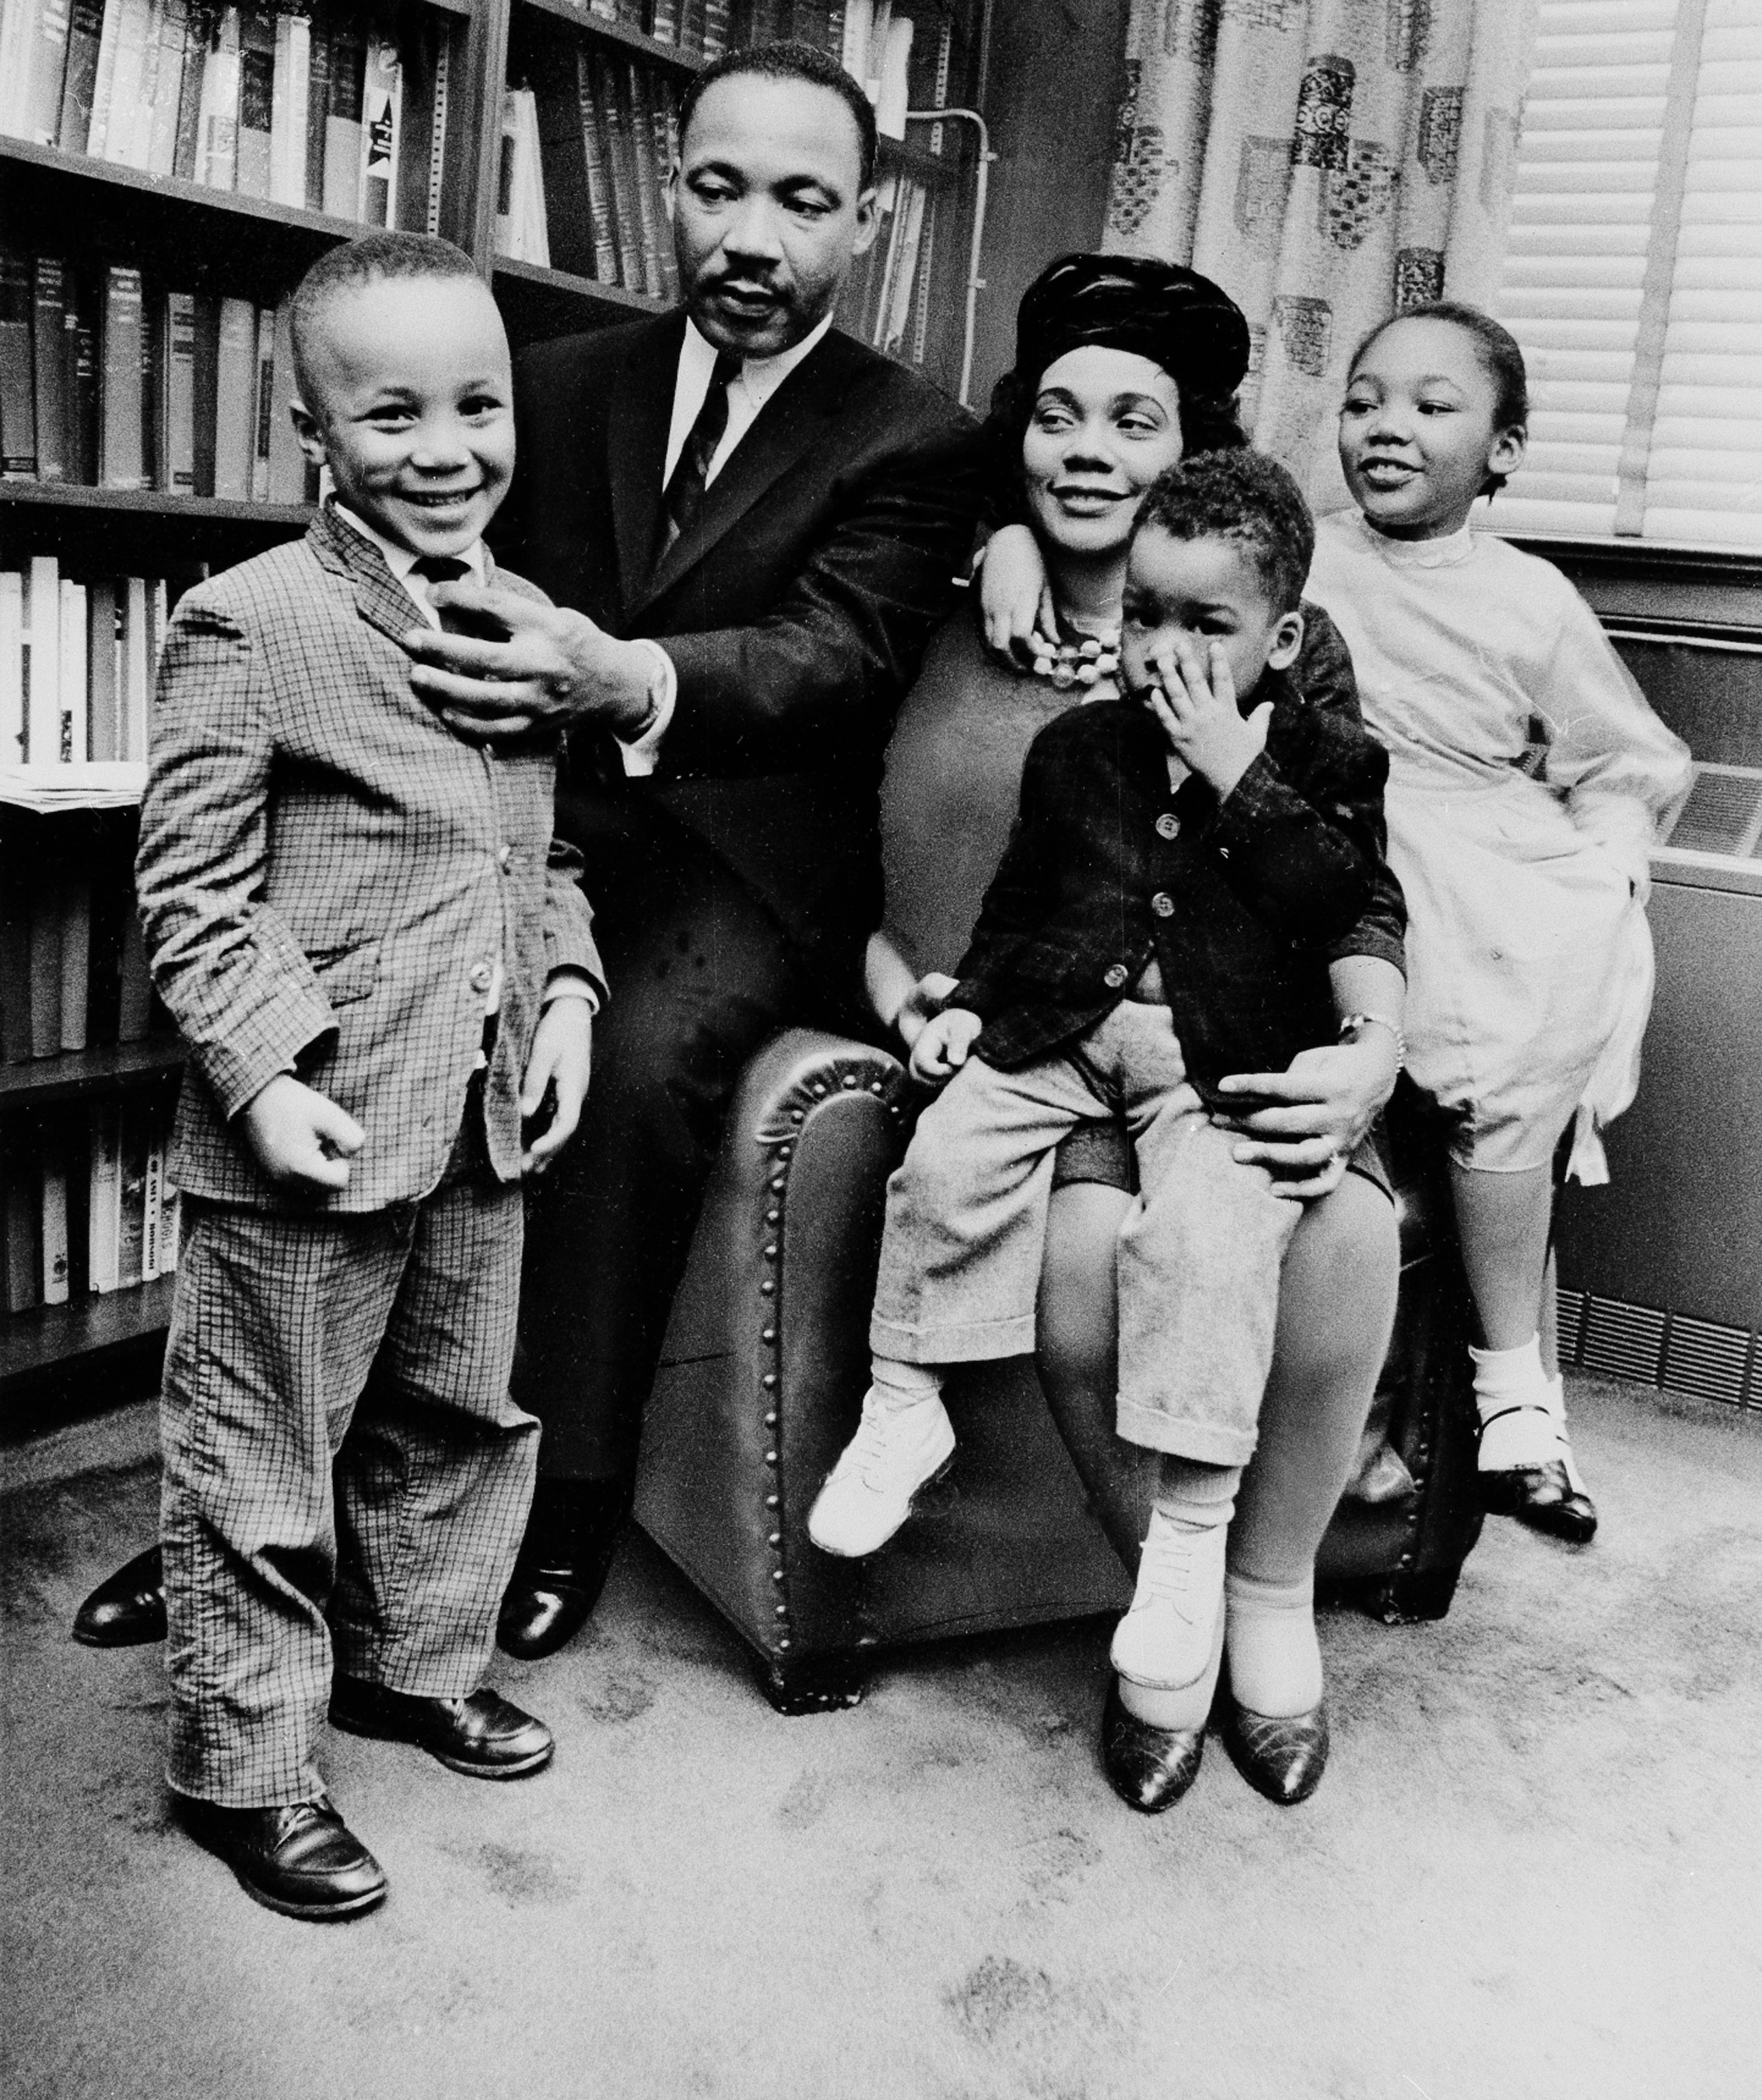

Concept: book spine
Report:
left=87, top=1099, right=121, bottom=1293
left=212, top=295, right=254, bottom=500
left=189, top=289, right=216, bottom=495
left=303, top=2, right=331, bottom=212
left=492, top=89, right=517, bottom=258
left=121, top=0, right=163, bottom=170
left=159, top=287, right=196, bottom=496
left=145, top=0, right=189, bottom=177
left=58, top=576, right=86, bottom=762
left=359, top=30, right=401, bottom=229
left=0, top=571, right=23, bottom=767
left=0, top=824, right=32, bottom=1059
left=101, top=0, right=152, bottom=163
left=27, top=849, right=63, bottom=1050
left=86, top=576, right=118, bottom=759
left=576, top=51, right=618, bottom=283
left=250, top=303, right=273, bottom=500
left=233, top=2, right=273, bottom=197
left=142, top=1106, right=164, bottom=1278
left=0, top=248, right=37, bottom=479
left=649, top=0, right=678, bottom=42
left=23, top=0, right=75, bottom=145
left=25, top=555, right=60, bottom=765
left=31, top=257, right=69, bottom=484
left=171, top=1, right=204, bottom=179
left=120, top=572, right=147, bottom=761
left=594, top=54, right=639, bottom=292
left=625, top=62, right=667, bottom=301
left=40, top=1115, right=71, bottom=1305
left=265, top=296, right=302, bottom=502
left=2, top=1124, right=42, bottom=1314
left=56, top=0, right=105, bottom=151
left=59, top=865, right=89, bottom=1046
left=323, top=9, right=366, bottom=220
left=701, top=0, right=730, bottom=61
left=268, top=10, right=308, bottom=207
left=85, top=0, right=123, bottom=157
left=677, top=0, right=703, bottom=59
left=68, top=271, right=97, bottom=482
left=117, top=1097, right=148, bottom=1287
left=97, top=263, right=145, bottom=488
left=650, top=72, right=681, bottom=303
left=196, top=2, right=239, bottom=191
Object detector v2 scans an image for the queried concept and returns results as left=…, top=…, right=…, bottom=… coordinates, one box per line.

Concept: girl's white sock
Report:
left=1542, top=1370, right=1591, bottom=1493
left=1471, top=1335, right=1557, bottom=1469
left=1225, top=1569, right=1322, bottom=1719
left=870, top=1355, right=944, bottom=1412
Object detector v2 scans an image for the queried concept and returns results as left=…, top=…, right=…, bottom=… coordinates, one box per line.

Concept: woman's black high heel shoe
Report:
left=1099, top=1675, right=1205, bottom=1813
left=1222, top=1698, right=1329, bottom=1806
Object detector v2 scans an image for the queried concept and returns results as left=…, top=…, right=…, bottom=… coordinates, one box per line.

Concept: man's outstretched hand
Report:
left=403, top=586, right=657, bottom=745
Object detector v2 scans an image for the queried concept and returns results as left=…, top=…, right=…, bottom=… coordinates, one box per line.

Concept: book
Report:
left=27, top=842, right=63, bottom=1051
left=58, top=576, right=87, bottom=761
left=145, top=0, right=192, bottom=177
left=303, top=1, right=331, bottom=213
left=56, top=0, right=104, bottom=151
left=171, top=2, right=205, bottom=178
left=0, top=247, right=36, bottom=480
left=324, top=8, right=366, bottom=220
left=578, top=54, right=615, bottom=282
left=650, top=0, right=678, bottom=43
left=250, top=301, right=274, bottom=500
left=117, top=1096, right=149, bottom=1286
left=98, top=263, right=145, bottom=489
left=18, top=0, right=75, bottom=147
left=66, top=269, right=98, bottom=484
left=141, top=1104, right=165, bottom=1278
left=40, top=1111, right=71, bottom=1304
left=196, top=3, right=240, bottom=192
left=189, top=291, right=217, bottom=497
left=24, top=555, right=60, bottom=766
left=678, top=0, right=704, bottom=59
left=531, top=53, right=608, bottom=282
left=360, top=29, right=401, bottom=229
left=30, top=256, right=69, bottom=484
left=0, top=822, right=30, bottom=1057
left=702, top=0, right=730, bottom=61
left=650, top=72, right=681, bottom=302
left=593, top=51, right=640, bottom=292
left=160, top=288, right=198, bottom=497
left=0, top=570, right=23, bottom=766
left=874, top=9, right=913, bottom=138
left=265, top=296, right=303, bottom=504
left=116, top=878, right=153, bottom=1038
left=234, top=2, right=275, bottom=197
left=119, top=572, right=148, bottom=761
left=58, top=861, right=90, bottom=1047
left=121, top=0, right=166, bottom=170
left=0, top=0, right=33, bottom=141
left=212, top=294, right=255, bottom=502
left=87, top=1097, right=122, bottom=1293
left=2, top=1123, right=41, bottom=1314
left=625, top=63, right=667, bottom=301
left=86, top=577, right=119, bottom=760
left=138, top=258, right=161, bottom=492
left=102, top=0, right=155, bottom=166
left=83, top=0, right=123, bottom=157
left=268, top=8, right=310, bottom=207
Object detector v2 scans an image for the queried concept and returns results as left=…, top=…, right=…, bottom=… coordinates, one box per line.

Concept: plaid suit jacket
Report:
left=138, top=505, right=604, bottom=1213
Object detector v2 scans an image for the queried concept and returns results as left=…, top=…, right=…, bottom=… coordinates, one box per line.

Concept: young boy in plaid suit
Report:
left=809, top=453, right=1395, bottom=1781
left=137, top=233, right=603, bottom=1920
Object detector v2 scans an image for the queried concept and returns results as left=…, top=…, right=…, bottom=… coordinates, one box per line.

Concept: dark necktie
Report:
left=409, top=553, right=472, bottom=632
left=657, top=349, right=741, bottom=562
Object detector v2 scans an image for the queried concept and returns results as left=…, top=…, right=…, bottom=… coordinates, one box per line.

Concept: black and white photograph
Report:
left=2, top=2, right=1757, bottom=2093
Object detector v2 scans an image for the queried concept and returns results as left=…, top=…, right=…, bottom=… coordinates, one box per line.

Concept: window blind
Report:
left=1493, top=0, right=1762, bottom=551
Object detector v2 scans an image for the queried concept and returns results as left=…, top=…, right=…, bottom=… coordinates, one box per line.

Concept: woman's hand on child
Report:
left=1214, top=1034, right=1399, bottom=1200
left=520, top=997, right=594, bottom=1175
left=1143, top=635, right=1272, bottom=801
left=240, top=1075, right=366, bottom=1193
left=979, top=525, right=1061, bottom=668
left=909, top=1006, right=984, bottom=1084
left=895, top=971, right=961, bottom=1050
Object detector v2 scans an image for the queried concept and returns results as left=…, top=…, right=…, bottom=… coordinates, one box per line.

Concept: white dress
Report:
left=1306, top=511, right=1691, bottom=1178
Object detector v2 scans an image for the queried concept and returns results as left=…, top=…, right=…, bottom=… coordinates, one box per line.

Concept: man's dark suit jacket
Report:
left=951, top=611, right=1399, bottom=1104
left=495, top=310, right=985, bottom=991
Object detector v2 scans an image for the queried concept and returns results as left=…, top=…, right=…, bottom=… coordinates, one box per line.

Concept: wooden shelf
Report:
left=0, top=1040, right=182, bottom=1111
left=1, top=1273, right=175, bottom=1385
left=1, top=481, right=313, bottom=570
left=516, top=0, right=706, bottom=72
left=492, top=256, right=667, bottom=344
left=0, top=483, right=312, bottom=530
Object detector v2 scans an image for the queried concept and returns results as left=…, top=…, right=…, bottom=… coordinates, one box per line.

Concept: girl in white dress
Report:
left=1307, top=304, right=1690, bottom=1542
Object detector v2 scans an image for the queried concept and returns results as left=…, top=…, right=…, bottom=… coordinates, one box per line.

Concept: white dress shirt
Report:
left=618, top=312, right=836, bottom=779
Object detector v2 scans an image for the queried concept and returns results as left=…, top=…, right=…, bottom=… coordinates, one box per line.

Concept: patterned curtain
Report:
left=1104, top=0, right=1540, bottom=510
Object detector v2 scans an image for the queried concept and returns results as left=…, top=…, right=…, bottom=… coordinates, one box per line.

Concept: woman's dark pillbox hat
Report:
left=1012, top=253, right=1252, bottom=399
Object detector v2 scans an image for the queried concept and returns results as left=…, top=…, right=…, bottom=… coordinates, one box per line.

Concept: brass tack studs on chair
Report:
left=810, top=1082, right=826, bottom=1098
left=764, top=1449, right=779, bottom=1465
left=760, top=1280, right=775, bottom=1295
left=790, top=1108, right=804, bottom=1123
left=776, top=1144, right=793, bottom=1160
left=868, top=1080, right=884, bottom=1094
left=778, top=1638, right=792, bottom=1652
left=763, top=1245, right=778, bottom=1261
left=762, top=1372, right=777, bottom=1388
left=762, top=1327, right=776, bottom=1343
left=774, top=1606, right=789, bottom=1620
left=765, top=1209, right=780, bottom=1224
left=764, top=1412, right=778, bottom=1428
left=771, top=1569, right=785, bottom=1584
left=765, top=1495, right=780, bottom=1510
left=768, top=1532, right=782, bottom=1548
left=769, top=1175, right=786, bottom=1195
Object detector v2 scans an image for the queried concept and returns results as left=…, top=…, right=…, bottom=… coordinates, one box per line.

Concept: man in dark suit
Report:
left=63, top=39, right=983, bottom=1660
left=402, top=40, right=986, bottom=1659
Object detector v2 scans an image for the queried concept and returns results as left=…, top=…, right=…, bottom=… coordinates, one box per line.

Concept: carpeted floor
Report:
left=2, top=1371, right=1757, bottom=2100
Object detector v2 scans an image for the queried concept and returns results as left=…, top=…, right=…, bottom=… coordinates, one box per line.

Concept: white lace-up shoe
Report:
left=1109, top=1514, right=1229, bottom=1690
left=807, top=1390, right=956, bottom=1558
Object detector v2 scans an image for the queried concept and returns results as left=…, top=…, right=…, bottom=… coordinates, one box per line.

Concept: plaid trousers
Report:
left=159, top=1125, right=536, bottom=1807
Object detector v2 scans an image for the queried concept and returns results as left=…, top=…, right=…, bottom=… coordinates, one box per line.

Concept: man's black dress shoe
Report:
left=1222, top=1698, right=1329, bottom=1806
left=496, top=1478, right=631, bottom=1661
left=176, top=1793, right=387, bottom=1920
left=328, top=1676, right=554, bottom=1779
left=72, top=1545, right=167, bottom=1648
left=1099, top=1675, right=1205, bottom=1814
left=1480, top=1459, right=1598, bottom=1544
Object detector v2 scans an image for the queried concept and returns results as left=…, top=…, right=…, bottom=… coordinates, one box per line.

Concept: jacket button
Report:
left=1151, top=892, right=1175, bottom=917
left=468, top=961, right=494, bottom=992
left=1103, top=963, right=1129, bottom=989
left=1156, top=813, right=1179, bottom=840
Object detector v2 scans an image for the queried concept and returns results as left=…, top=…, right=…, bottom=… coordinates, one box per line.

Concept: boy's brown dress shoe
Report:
left=329, top=1677, right=554, bottom=1779
left=72, top=1546, right=166, bottom=1647
left=176, top=1794, right=387, bottom=1920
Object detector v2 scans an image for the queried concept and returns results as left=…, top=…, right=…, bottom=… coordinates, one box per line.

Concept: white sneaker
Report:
left=807, top=1390, right=956, bottom=1558
left=1109, top=1514, right=1228, bottom=1690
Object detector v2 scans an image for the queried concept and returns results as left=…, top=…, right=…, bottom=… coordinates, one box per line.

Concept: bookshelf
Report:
left=1, top=0, right=988, bottom=1398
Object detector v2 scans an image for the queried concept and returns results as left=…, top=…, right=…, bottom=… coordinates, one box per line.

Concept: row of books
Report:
left=836, top=168, right=936, bottom=360
left=568, top=2, right=832, bottom=63
left=0, top=253, right=310, bottom=502
left=2, top=1088, right=182, bottom=1313
left=0, top=818, right=161, bottom=1063
left=0, top=0, right=443, bottom=232
left=2, top=562, right=169, bottom=769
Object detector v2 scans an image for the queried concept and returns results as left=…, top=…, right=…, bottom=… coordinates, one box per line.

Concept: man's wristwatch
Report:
left=1337, top=1012, right=1406, bottom=1071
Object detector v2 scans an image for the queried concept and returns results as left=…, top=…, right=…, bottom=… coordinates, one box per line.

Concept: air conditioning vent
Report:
left=1554, top=1287, right=1588, bottom=1365
left=1662, top=765, right=1762, bottom=859
left=1662, top=1316, right=1753, bottom=1410
left=1582, top=1297, right=1667, bottom=1385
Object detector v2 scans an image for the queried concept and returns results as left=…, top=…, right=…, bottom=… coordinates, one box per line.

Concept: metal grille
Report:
left=1555, top=1286, right=1589, bottom=1367
left=1582, top=1297, right=1668, bottom=1385
left=1662, top=1315, right=1753, bottom=1409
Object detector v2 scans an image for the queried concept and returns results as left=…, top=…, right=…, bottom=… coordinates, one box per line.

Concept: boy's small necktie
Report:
left=657, top=349, right=741, bottom=562
left=409, top=553, right=471, bottom=632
